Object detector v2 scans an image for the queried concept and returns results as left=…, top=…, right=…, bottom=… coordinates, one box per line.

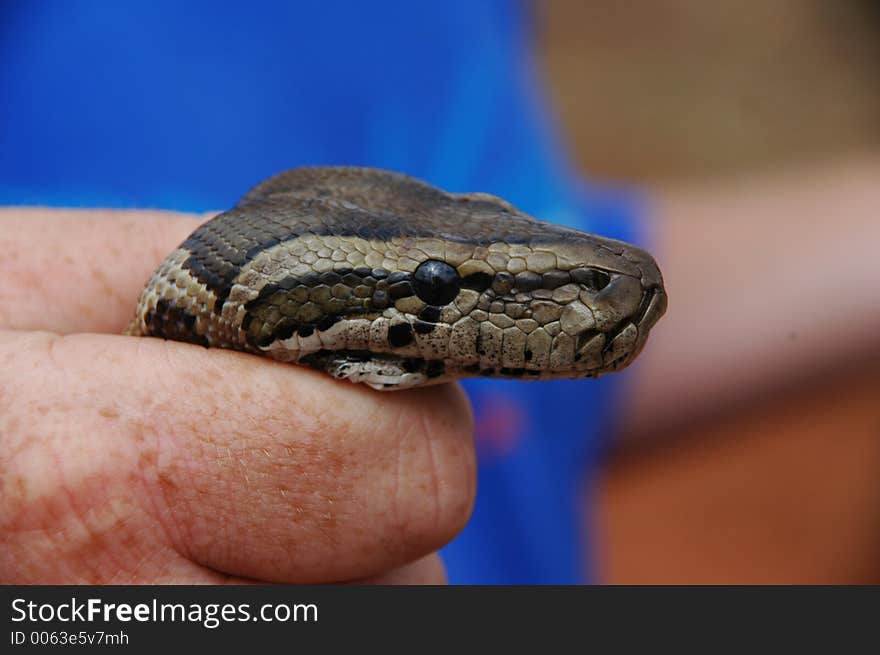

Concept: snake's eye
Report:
left=413, top=259, right=461, bottom=305
left=571, top=268, right=611, bottom=291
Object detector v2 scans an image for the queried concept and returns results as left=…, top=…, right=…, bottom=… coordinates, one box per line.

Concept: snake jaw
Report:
left=595, top=286, right=666, bottom=373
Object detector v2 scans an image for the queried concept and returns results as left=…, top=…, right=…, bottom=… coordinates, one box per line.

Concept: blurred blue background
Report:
left=0, top=0, right=643, bottom=583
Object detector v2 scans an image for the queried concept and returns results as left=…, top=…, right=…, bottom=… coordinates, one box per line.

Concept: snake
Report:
left=126, top=167, right=667, bottom=390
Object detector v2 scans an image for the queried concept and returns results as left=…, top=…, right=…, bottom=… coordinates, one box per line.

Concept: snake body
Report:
left=127, top=167, right=667, bottom=389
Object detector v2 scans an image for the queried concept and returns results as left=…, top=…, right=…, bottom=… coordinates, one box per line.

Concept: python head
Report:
left=127, top=167, right=667, bottom=389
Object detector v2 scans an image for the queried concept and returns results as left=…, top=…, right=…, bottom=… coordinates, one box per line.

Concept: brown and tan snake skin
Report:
left=126, top=167, right=667, bottom=389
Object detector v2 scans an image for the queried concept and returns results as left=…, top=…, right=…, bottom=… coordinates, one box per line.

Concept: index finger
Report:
left=0, top=207, right=204, bottom=333
left=1, top=329, right=475, bottom=583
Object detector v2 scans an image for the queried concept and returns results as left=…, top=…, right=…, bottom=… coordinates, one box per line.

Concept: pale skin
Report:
left=621, top=156, right=880, bottom=438
left=2, top=156, right=878, bottom=583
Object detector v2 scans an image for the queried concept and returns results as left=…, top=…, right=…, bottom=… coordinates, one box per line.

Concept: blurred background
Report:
left=540, top=0, right=880, bottom=182
left=536, top=0, right=880, bottom=583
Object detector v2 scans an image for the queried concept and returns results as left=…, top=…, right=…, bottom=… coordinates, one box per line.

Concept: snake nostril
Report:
left=571, top=268, right=611, bottom=291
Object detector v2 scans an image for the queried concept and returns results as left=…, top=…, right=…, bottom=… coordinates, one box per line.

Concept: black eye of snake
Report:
left=412, top=259, right=461, bottom=306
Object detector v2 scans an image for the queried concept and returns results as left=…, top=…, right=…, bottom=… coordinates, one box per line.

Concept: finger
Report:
left=357, top=554, right=447, bottom=585
left=1, top=330, right=475, bottom=583
left=0, top=208, right=203, bottom=333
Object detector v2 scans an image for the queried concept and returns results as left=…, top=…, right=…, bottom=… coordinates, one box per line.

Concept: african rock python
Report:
left=126, top=167, right=667, bottom=389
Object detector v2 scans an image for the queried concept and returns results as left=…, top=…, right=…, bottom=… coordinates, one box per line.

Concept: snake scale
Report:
left=126, top=167, right=667, bottom=389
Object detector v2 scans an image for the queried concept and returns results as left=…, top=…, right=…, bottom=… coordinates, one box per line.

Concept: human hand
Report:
left=0, top=208, right=475, bottom=584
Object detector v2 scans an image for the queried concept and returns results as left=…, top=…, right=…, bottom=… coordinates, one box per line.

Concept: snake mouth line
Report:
left=588, top=286, right=664, bottom=369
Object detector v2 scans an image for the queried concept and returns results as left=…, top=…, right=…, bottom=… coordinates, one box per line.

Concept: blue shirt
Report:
left=0, top=0, right=643, bottom=583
